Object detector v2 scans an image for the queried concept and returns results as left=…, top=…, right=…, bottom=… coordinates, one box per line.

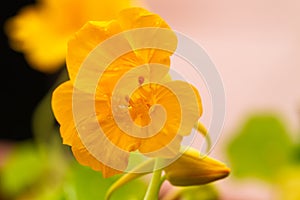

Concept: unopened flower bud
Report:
left=163, top=148, right=230, bottom=186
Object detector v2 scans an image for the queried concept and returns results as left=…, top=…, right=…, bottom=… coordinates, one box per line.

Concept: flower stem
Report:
left=194, top=121, right=211, bottom=153
left=144, top=158, right=163, bottom=200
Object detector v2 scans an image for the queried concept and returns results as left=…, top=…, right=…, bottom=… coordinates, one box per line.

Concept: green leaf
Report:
left=226, top=113, right=293, bottom=182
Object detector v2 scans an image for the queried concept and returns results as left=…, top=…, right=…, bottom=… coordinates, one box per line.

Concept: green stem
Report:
left=159, top=175, right=167, bottom=189
left=143, top=158, right=163, bottom=200
left=194, top=121, right=212, bottom=153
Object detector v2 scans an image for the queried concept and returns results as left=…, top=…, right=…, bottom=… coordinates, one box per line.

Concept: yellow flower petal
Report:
left=51, top=81, right=77, bottom=146
left=137, top=81, right=202, bottom=156
left=71, top=135, right=123, bottom=178
left=97, top=116, right=141, bottom=152
left=51, top=81, right=124, bottom=177
left=67, top=7, right=177, bottom=85
left=117, top=7, right=176, bottom=67
left=117, top=7, right=171, bottom=30
left=67, top=20, right=122, bottom=82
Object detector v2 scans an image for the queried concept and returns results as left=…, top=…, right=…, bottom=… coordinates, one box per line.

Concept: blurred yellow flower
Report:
left=52, top=7, right=203, bottom=177
left=4, top=0, right=133, bottom=73
left=164, top=148, right=230, bottom=186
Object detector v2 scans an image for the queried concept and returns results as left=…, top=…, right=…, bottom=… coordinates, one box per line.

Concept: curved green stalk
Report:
left=194, top=121, right=211, bottom=153
left=105, top=158, right=155, bottom=200
left=143, top=158, right=163, bottom=200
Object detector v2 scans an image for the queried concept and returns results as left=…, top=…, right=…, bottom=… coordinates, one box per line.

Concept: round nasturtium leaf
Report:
left=226, top=113, right=294, bottom=182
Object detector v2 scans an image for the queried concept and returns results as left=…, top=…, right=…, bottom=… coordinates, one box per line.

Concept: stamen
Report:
left=125, top=95, right=130, bottom=102
left=138, top=76, right=144, bottom=85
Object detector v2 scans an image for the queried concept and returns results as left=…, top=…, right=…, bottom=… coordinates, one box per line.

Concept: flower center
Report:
left=128, top=84, right=155, bottom=127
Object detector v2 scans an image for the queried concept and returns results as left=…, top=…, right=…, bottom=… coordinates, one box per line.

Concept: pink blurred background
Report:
left=144, top=0, right=300, bottom=199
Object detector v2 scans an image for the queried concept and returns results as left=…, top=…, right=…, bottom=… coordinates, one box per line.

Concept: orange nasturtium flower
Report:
left=4, top=0, right=134, bottom=73
left=51, top=7, right=203, bottom=178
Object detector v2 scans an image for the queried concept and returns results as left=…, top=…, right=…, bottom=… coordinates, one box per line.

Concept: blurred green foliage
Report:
left=226, top=112, right=300, bottom=200
left=0, top=140, right=148, bottom=200
left=1, top=141, right=47, bottom=197
left=161, top=184, right=219, bottom=200
left=226, top=113, right=294, bottom=181
left=175, top=185, right=219, bottom=200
